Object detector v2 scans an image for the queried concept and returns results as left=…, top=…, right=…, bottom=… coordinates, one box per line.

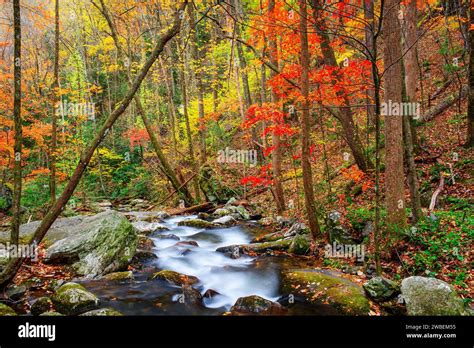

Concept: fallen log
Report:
left=173, top=202, right=214, bottom=215
left=422, top=85, right=468, bottom=122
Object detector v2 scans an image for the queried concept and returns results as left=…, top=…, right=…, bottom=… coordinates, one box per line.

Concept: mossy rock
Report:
left=213, top=208, right=231, bottom=217
left=363, top=276, right=400, bottom=302
left=216, top=238, right=292, bottom=257
left=0, top=303, right=17, bottom=316
left=51, top=282, right=99, bottom=315
left=31, top=297, right=53, bottom=316
left=177, top=219, right=218, bottom=229
left=45, top=211, right=138, bottom=278
left=79, top=308, right=123, bottom=316
left=230, top=295, right=287, bottom=315
left=281, top=269, right=370, bottom=315
left=288, top=234, right=312, bottom=255
left=102, top=271, right=134, bottom=282
left=39, top=311, right=64, bottom=316
left=401, top=276, right=473, bottom=316
left=150, top=270, right=199, bottom=286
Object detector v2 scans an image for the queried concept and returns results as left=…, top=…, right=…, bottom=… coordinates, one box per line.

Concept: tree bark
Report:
left=268, top=0, right=285, bottom=213
left=11, top=0, right=22, bottom=248
left=299, top=0, right=321, bottom=239
left=0, top=2, right=188, bottom=289
left=310, top=0, right=372, bottom=172
left=467, top=0, right=474, bottom=147
left=50, top=0, right=59, bottom=205
left=383, top=0, right=407, bottom=230
left=96, top=0, right=194, bottom=205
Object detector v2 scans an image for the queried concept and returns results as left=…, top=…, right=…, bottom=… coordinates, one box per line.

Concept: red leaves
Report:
left=241, top=163, right=273, bottom=187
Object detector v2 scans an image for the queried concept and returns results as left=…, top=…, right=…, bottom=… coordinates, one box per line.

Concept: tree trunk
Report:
left=96, top=0, right=193, bottom=205
left=50, top=0, right=59, bottom=205
left=268, top=0, right=285, bottom=213
left=180, top=65, right=201, bottom=203
left=188, top=5, right=207, bottom=164
left=467, top=0, right=474, bottom=147
left=0, top=2, right=188, bottom=289
left=383, top=0, right=407, bottom=230
left=402, top=116, right=422, bottom=223
left=299, top=0, right=321, bottom=239
left=364, top=0, right=376, bottom=127
left=310, top=0, right=372, bottom=172
left=11, top=0, right=22, bottom=248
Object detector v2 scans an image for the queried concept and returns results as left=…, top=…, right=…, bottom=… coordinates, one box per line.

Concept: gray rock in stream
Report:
left=212, top=215, right=237, bottom=226
left=44, top=211, right=138, bottom=278
left=230, top=295, right=287, bottom=315
left=51, top=282, right=99, bottom=315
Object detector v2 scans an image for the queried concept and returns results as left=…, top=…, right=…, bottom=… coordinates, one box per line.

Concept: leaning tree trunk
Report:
left=299, top=0, right=321, bottom=239
left=383, top=0, right=407, bottom=231
left=11, top=0, right=22, bottom=248
left=0, top=2, right=188, bottom=289
left=95, top=0, right=194, bottom=206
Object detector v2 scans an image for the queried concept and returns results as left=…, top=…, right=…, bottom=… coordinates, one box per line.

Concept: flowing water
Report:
left=80, top=214, right=284, bottom=315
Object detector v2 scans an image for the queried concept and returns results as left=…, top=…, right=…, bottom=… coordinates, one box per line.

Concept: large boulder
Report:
left=288, top=234, right=312, bottom=255
left=401, top=276, right=472, bottom=316
left=44, top=211, right=138, bottom=278
left=281, top=269, right=370, bottom=315
left=363, top=276, right=400, bottom=302
left=51, top=282, right=99, bottom=315
left=230, top=295, right=287, bottom=315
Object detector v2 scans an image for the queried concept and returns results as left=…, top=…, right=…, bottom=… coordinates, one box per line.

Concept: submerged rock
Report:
left=44, top=211, right=138, bottom=278
left=133, top=249, right=158, bottom=263
left=150, top=270, right=199, bottom=286
left=401, top=276, right=472, bottom=316
left=212, top=215, right=237, bottom=226
left=51, top=282, right=99, bottom=315
left=79, top=308, right=123, bottom=316
left=102, top=271, right=134, bottom=282
left=363, top=276, right=400, bottom=302
left=216, top=238, right=292, bottom=257
left=31, top=297, right=53, bottom=316
left=281, top=269, right=370, bottom=315
left=203, top=289, right=220, bottom=299
left=181, top=285, right=204, bottom=307
left=230, top=295, right=287, bottom=315
left=0, top=303, right=17, bottom=316
left=175, top=240, right=199, bottom=247
left=132, top=221, right=168, bottom=235
left=178, top=219, right=218, bottom=229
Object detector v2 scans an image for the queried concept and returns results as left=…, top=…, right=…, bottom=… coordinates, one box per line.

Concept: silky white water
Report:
left=151, top=215, right=280, bottom=310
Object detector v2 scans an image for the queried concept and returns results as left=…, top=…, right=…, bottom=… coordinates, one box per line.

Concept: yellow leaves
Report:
left=107, top=64, right=120, bottom=73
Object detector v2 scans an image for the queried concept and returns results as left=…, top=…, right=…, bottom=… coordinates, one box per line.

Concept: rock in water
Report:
left=363, top=276, right=400, bottom=302
left=0, top=303, right=17, bottom=316
left=401, top=276, right=473, bottom=316
left=31, top=297, right=53, bottom=316
left=150, top=270, right=199, bottom=286
left=212, top=215, right=237, bottom=226
left=79, top=308, right=123, bottom=316
left=230, top=295, right=287, bottom=315
left=44, top=211, right=138, bottom=278
left=51, top=282, right=99, bottom=315
left=281, top=269, right=370, bottom=315
left=177, top=219, right=218, bottom=229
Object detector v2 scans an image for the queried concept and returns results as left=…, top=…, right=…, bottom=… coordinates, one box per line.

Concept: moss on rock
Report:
left=0, top=303, right=17, bottom=316
left=51, top=282, right=100, bottom=315
left=150, top=270, right=199, bottom=286
left=281, top=269, right=370, bottom=315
